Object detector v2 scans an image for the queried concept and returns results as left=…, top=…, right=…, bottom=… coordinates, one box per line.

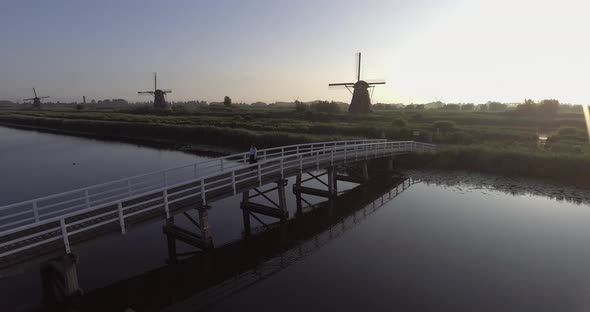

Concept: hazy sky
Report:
left=1, top=0, right=588, bottom=104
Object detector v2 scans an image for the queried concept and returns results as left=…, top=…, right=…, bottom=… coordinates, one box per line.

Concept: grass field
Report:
left=1, top=108, right=588, bottom=185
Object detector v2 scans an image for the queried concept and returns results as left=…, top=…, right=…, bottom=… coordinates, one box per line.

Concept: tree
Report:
left=223, top=96, right=232, bottom=107
left=442, top=104, right=460, bottom=111
left=487, top=101, right=507, bottom=111
left=523, top=98, right=536, bottom=106
left=515, top=102, right=537, bottom=114
left=538, top=99, right=559, bottom=115
left=311, top=100, right=340, bottom=113
left=462, top=103, right=475, bottom=110
left=295, top=101, right=309, bottom=112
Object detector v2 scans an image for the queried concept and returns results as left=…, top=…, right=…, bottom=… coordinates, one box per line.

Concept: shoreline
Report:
left=1, top=118, right=588, bottom=189
left=0, top=122, right=239, bottom=157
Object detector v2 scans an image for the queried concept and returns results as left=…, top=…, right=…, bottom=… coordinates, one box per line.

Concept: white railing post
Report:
left=243, top=154, right=247, bottom=164
left=231, top=171, right=236, bottom=195
left=220, top=159, right=224, bottom=171
left=343, top=146, right=347, bottom=162
left=84, top=189, right=91, bottom=209
left=330, top=149, right=334, bottom=166
left=316, top=153, right=320, bottom=170
left=296, top=145, right=299, bottom=154
left=118, top=202, right=126, bottom=234
left=299, top=156, right=303, bottom=171
left=32, top=200, right=39, bottom=222
left=281, top=147, right=284, bottom=157
left=60, top=218, right=71, bottom=254
left=163, top=190, right=170, bottom=219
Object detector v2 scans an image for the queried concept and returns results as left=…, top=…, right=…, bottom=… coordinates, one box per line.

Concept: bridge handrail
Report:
left=0, top=140, right=436, bottom=235
left=0, top=140, right=436, bottom=259
left=0, top=139, right=385, bottom=211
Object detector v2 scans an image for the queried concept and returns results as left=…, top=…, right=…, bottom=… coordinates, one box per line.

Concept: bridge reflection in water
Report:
left=0, top=140, right=434, bottom=268
left=68, top=175, right=419, bottom=312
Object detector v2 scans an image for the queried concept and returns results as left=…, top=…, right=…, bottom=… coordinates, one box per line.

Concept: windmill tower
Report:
left=138, top=72, right=172, bottom=109
left=329, top=53, right=385, bottom=114
left=23, top=88, right=49, bottom=109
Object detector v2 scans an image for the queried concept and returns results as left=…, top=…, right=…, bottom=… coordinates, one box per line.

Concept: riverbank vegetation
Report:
left=0, top=103, right=588, bottom=185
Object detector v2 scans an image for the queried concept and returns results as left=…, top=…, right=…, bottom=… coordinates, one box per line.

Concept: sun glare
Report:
left=583, top=104, right=590, bottom=143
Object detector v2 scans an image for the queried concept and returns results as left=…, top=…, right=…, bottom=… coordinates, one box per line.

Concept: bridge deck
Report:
left=0, top=140, right=435, bottom=269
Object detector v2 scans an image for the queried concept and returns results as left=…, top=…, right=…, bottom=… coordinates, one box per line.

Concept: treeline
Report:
left=294, top=100, right=347, bottom=113
left=374, top=99, right=584, bottom=114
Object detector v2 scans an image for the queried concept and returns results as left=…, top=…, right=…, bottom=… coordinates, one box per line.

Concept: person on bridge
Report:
left=249, top=143, right=258, bottom=164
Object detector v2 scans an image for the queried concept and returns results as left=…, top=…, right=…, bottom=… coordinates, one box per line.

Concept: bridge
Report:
left=0, top=139, right=435, bottom=276
left=58, top=176, right=421, bottom=311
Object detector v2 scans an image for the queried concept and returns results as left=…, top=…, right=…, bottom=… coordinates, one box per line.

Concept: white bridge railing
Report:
left=0, top=140, right=435, bottom=260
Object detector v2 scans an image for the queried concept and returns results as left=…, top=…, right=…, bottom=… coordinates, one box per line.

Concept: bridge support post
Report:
left=327, top=167, right=337, bottom=196
left=162, top=205, right=214, bottom=253
left=295, top=173, right=303, bottom=217
left=40, top=253, right=82, bottom=304
left=277, top=179, right=287, bottom=217
left=242, top=191, right=252, bottom=237
left=360, top=161, right=369, bottom=183
left=240, top=180, right=289, bottom=232
left=165, top=216, right=178, bottom=264
left=198, top=206, right=213, bottom=247
left=292, top=170, right=336, bottom=198
left=387, top=156, right=395, bottom=171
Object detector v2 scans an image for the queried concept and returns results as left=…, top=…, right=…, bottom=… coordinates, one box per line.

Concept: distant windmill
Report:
left=329, top=53, right=385, bottom=114
left=138, top=72, right=172, bottom=109
left=23, top=88, right=49, bottom=108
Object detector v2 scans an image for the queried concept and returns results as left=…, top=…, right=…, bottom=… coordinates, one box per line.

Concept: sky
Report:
left=1, top=0, right=589, bottom=104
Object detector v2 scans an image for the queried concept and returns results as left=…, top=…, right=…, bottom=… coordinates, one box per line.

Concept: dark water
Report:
left=1, top=126, right=590, bottom=312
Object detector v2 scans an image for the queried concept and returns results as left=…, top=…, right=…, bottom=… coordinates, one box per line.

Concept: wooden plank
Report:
left=241, top=202, right=287, bottom=219
left=163, top=225, right=209, bottom=250
left=335, top=174, right=365, bottom=184
left=292, top=186, right=332, bottom=198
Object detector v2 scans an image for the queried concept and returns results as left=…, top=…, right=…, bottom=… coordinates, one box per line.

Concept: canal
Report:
left=1, top=126, right=590, bottom=312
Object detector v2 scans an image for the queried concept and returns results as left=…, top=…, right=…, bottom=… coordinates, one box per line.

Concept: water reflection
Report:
left=70, top=176, right=414, bottom=311
left=409, top=169, right=590, bottom=205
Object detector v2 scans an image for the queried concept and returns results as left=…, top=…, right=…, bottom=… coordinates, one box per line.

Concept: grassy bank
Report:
left=1, top=109, right=588, bottom=186
left=0, top=113, right=357, bottom=150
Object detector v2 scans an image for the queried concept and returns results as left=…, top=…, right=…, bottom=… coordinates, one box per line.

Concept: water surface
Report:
left=1, top=126, right=590, bottom=312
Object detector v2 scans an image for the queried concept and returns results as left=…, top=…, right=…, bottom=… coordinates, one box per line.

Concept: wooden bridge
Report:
left=0, top=139, right=435, bottom=272
left=61, top=176, right=421, bottom=311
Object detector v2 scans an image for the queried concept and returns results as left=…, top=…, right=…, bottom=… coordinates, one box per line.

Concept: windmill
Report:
left=23, top=88, right=49, bottom=108
left=138, top=72, right=172, bottom=109
left=329, top=53, right=385, bottom=114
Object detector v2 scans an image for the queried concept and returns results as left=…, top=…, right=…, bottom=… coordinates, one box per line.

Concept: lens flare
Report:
left=583, top=104, right=590, bottom=144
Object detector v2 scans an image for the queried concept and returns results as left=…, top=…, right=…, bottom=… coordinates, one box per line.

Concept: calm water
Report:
left=1, top=126, right=590, bottom=312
